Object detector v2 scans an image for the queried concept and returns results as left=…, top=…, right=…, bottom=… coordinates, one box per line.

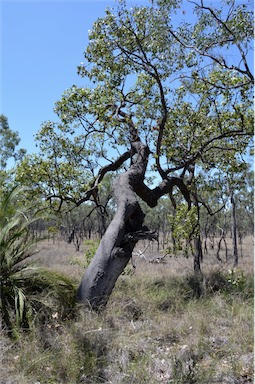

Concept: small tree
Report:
left=0, top=115, right=26, bottom=192
left=0, top=115, right=26, bottom=170
left=225, top=163, right=253, bottom=266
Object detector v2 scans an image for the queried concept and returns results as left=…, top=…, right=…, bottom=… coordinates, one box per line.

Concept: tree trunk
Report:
left=193, top=235, right=202, bottom=273
left=77, top=142, right=156, bottom=309
left=230, top=192, right=238, bottom=267
left=77, top=141, right=191, bottom=310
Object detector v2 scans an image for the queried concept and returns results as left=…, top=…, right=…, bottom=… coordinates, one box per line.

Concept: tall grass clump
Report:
left=0, top=187, right=76, bottom=338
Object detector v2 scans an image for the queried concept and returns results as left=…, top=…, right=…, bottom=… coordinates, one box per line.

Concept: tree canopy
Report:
left=17, top=0, right=253, bottom=209
left=0, top=115, right=26, bottom=171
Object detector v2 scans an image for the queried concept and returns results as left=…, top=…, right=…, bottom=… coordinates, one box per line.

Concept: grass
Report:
left=0, top=236, right=253, bottom=383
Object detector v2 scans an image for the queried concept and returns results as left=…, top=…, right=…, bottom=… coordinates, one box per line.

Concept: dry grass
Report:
left=0, top=236, right=254, bottom=383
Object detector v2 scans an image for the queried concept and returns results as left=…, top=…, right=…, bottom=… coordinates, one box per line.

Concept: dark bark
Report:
left=230, top=191, right=238, bottom=267
left=189, top=167, right=202, bottom=273
left=193, top=236, right=203, bottom=273
left=77, top=141, right=191, bottom=309
left=77, top=142, right=157, bottom=309
left=216, top=228, right=229, bottom=262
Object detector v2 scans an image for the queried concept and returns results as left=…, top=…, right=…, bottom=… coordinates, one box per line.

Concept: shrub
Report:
left=0, top=187, right=76, bottom=338
left=84, top=239, right=100, bottom=267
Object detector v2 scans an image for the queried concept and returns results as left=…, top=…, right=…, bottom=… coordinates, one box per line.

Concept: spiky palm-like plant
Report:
left=0, top=187, right=76, bottom=338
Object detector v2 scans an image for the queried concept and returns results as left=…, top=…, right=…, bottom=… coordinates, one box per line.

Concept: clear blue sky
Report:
left=1, top=0, right=148, bottom=154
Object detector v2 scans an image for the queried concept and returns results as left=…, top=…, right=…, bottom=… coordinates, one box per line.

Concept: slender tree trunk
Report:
left=230, top=191, right=238, bottom=267
left=216, top=228, right=224, bottom=262
left=193, top=235, right=202, bottom=273
left=185, top=164, right=202, bottom=273
left=192, top=194, right=202, bottom=273
left=238, top=232, right=243, bottom=258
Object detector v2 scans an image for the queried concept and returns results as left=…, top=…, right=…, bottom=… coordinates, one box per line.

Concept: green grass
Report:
left=0, top=239, right=253, bottom=383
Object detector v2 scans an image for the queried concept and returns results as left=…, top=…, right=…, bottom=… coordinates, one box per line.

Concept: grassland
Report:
left=0, top=236, right=253, bottom=384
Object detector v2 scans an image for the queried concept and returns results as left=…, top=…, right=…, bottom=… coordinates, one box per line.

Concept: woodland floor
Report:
left=0, top=235, right=254, bottom=384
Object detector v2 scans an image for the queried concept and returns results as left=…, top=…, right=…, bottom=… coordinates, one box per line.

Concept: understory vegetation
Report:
left=0, top=238, right=253, bottom=384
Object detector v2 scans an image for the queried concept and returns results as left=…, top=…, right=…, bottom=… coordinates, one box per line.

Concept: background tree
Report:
left=0, top=115, right=26, bottom=192
left=16, top=0, right=253, bottom=309
left=0, top=115, right=26, bottom=169
left=234, top=167, right=254, bottom=244
left=224, top=162, right=253, bottom=266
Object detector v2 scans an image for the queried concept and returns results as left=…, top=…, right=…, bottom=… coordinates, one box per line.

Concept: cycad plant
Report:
left=0, top=187, right=76, bottom=338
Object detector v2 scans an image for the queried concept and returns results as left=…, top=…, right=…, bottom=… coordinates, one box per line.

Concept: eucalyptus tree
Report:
left=223, top=162, right=253, bottom=266
left=157, top=0, right=253, bottom=270
left=0, top=115, right=26, bottom=191
left=235, top=167, right=254, bottom=239
left=0, top=115, right=26, bottom=170
left=17, top=0, right=253, bottom=308
left=194, top=161, right=254, bottom=264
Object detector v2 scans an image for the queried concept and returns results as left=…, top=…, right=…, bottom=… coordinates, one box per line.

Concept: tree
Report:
left=224, top=162, right=253, bottom=266
left=0, top=115, right=26, bottom=193
left=235, top=168, right=254, bottom=239
left=17, top=0, right=253, bottom=309
left=0, top=115, right=26, bottom=170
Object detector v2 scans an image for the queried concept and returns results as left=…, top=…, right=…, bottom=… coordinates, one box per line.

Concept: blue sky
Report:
left=1, top=0, right=253, bottom=157
left=1, top=0, right=148, bottom=154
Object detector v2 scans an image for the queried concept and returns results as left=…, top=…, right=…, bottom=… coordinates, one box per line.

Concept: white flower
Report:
left=52, top=312, right=58, bottom=319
